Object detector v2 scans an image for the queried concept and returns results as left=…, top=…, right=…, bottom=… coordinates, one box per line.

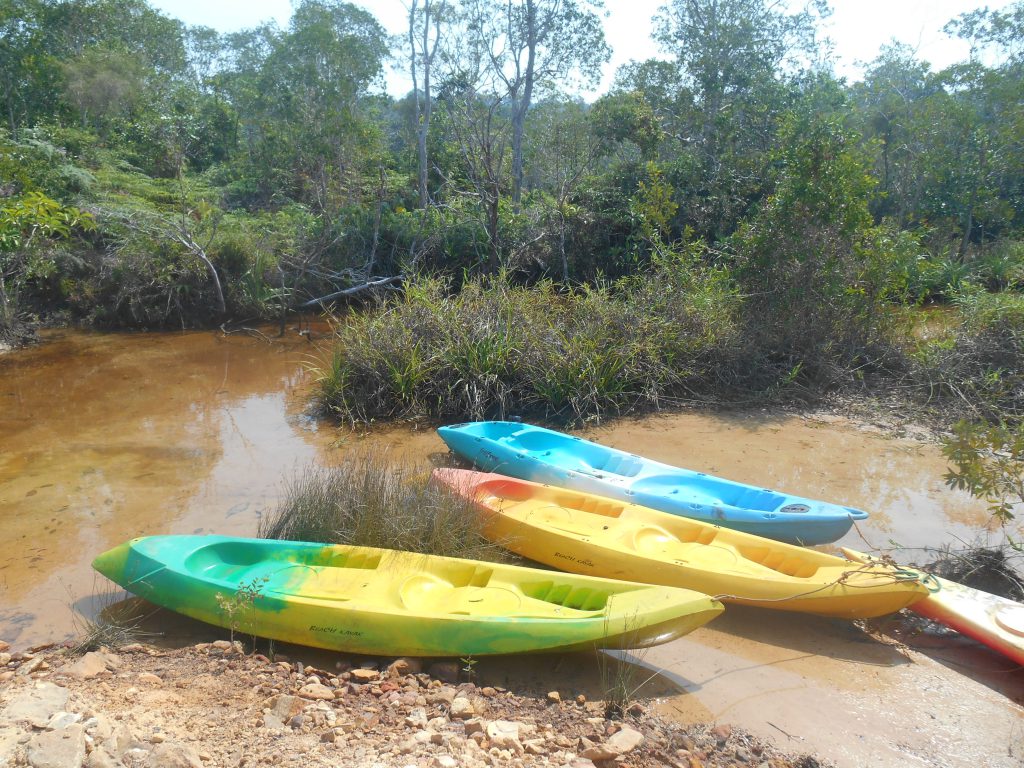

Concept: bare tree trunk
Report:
left=510, top=0, right=537, bottom=211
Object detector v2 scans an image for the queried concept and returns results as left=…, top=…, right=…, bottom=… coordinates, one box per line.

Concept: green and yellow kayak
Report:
left=93, top=535, right=723, bottom=656
left=433, top=469, right=930, bottom=619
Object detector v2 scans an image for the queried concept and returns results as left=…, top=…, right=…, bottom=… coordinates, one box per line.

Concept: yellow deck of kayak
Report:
left=93, top=535, right=723, bottom=656
left=434, top=469, right=929, bottom=619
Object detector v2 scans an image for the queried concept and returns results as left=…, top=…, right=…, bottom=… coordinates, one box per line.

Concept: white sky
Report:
left=150, top=0, right=1017, bottom=95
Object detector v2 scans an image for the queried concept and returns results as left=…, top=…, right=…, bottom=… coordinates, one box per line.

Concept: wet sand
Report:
left=2, top=327, right=1022, bottom=766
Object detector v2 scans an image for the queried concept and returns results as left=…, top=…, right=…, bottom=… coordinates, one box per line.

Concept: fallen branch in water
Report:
left=300, top=275, right=403, bottom=307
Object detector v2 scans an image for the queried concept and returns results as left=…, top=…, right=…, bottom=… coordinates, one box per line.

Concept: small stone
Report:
left=349, top=668, right=379, bottom=683
left=137, top=672, right=162, bottom=685
left=288, top=714, right=304, bottom=730
left=0, top=652, right=11, bottom=666
left=486, top=721, right=524, bottom=753
left=463, top=719, right=486, bottom=736
left=17, top=656, right=46, bottom=676
left=64, top=653, right=109, bottom=680
left=405, top=708, right=429, bottom=729
left=212, top=640, right=233, bottom=650
left=298, top=683, right=335, bottom=700
left=387, top=658, right=422, bottom=677
left=712, top=724, right=732, bottom=743
left=262, top=714, right=285, bottom=730
left=581, top=726, right=644, bottom=761
left=523, top=738, right=548, bottom=755
left=575, top=694, right=586, bottom=705
left=44, top=711, right=82, bottom=731
left=432, top=756, right=458, bottom=768
left=0, top=640, right=9, bottom=652
left=450, top=697, right=475, bottom=719
left=428, top=661, right=460, bottom=683
left=546, top=691, right=561, bottom=704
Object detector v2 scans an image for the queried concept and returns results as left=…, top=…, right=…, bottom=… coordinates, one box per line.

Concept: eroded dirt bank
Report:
left=0, top=641, right=825, bottom=768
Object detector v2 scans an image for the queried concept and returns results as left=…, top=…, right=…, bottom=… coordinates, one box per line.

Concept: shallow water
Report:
left=1, top=328, right=1022, bottom=766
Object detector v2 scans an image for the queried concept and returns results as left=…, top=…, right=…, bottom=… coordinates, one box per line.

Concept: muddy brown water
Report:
left=2, top=328, right=1023, bottom=766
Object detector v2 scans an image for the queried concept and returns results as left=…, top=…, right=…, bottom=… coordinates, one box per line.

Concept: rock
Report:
left=26, top=723, right=86, bottom=768
left=486, top=721, right=524, bottom=753
left=523, top=738, right=548, bottom=755
left=288, top=714, right=304, bottom=730
left=546, top=691, right=561, bottom=704
left=463, top=719, right=486, bottom=736
left=17, top=656, right=46, bottom=676
left=575, top=694, right=586, bottom=705
left=450, top=697, right=475, bottom=718
left=349, top=668, right=379, bottom=683
left=712, top=724, right=732, bottom=742
left=211, top=640, right=233, bottom=651
left=1, top=682, right=71, bottom=728
left=262, top=714, right=286, bottom=731
left=580, top=726, right=644, bottom=761
left=137, top=673, right=162, bottom=686
left=431, top=756, right=458, bottom=768
left=146, top=742, right=204, bottom=768
left=426, top=686, right=458, bottom=706
left=387, top=658, right=422, bottom=678
left=0, top=640, right=9, bottom=652
left=85, top=748, right=118, bottom=768
left=428, top=661, right=460, bottom=683
left=405, top=708, right=429, bottom=729
left=44, top=712, right=82, bottom=731
left=64, top=653, right=109, bottom=680
left=267, top=695, right=304, bottom=720
left=297, top=683, right=334, bottom=700
left=0, top=652, right=10, bottom=665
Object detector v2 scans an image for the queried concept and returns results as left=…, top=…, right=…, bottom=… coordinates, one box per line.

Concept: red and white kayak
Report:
left=843, top=548, right=1024, bottom=667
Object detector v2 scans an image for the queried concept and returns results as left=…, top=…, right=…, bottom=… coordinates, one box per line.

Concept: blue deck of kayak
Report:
left=438, top=421, right=868, bottom=546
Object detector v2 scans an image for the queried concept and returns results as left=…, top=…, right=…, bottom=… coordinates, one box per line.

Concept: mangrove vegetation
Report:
left=2, top=0, right=1024, bottom=433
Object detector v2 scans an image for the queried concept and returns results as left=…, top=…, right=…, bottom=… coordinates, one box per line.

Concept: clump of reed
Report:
left=258, top=449, right=507, bottom=562
left=314, top=259, right=738, bottom=425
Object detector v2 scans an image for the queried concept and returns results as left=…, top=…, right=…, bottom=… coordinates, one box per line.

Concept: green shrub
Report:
left=315, top=259, right=739, bottom=425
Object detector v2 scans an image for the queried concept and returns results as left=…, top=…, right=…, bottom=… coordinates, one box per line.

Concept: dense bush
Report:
left=316, top=255, right=739, bottom=424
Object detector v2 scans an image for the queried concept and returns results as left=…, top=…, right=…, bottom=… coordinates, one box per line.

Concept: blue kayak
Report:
left=437, top=421, right=869, bottom=546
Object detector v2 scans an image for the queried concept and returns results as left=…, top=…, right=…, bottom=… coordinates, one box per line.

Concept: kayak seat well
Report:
left=553, top=492, right=624, bottom=518
left=398, top=574, right=523, bottom=615
left=519, top=580, right=611, bottom=612
left=736, top=545, right=819, bottom=578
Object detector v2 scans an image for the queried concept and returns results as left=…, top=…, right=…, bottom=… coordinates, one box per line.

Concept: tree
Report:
left=408, top=0, right=448, bottom=208
left=461, top=0, right=609, bottom=209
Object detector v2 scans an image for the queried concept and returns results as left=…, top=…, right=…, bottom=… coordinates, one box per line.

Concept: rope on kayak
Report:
left=708, top=560, right=932, bottom=604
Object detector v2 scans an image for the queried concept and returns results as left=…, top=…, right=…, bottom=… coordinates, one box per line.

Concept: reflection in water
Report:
left=3, top=328, right=1023, bottom=767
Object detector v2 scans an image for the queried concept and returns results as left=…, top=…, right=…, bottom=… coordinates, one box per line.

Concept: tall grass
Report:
left=314, top=258, right=738, bottom=424
left=258, top=449, right=507, bottom=562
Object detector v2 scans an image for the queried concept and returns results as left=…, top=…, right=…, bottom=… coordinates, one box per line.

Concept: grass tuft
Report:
left=258, top=449, right=508, bottom=562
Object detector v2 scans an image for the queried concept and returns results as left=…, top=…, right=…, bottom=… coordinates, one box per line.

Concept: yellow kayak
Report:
left=434, top=469, right=930, bottom=619
left=844, top=548, right=1024, bottom=666
left=93, top=535, right=723, bottom=656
